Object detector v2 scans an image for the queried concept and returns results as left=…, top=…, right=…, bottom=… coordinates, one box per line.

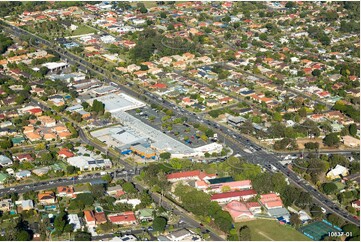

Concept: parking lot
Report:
left=127, top=106, right=215, bottom=149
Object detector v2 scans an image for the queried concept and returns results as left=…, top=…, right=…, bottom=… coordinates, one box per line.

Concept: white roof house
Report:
left=15, top=170, right=31, bottom=180
left=326, top=165, right=349, bottom=180
left=68, top=214, right=82, bottom=231
left=41, top=62, right=69, bottom=71
left=15, top=200, right=34, bottom=210
left=115, top=199, right=141, bottom=208
left=100, top=35, right=116, bottom=44
left=0, top=155, right=13, bottom=167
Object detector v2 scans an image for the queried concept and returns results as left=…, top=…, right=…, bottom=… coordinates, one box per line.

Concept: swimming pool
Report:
left=44, top=205, right=57, bottom=211
left=95, top=206, right=103, bottom=213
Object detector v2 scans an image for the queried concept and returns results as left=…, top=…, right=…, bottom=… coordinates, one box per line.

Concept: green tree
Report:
left=66, top=166, right=76, bottom=174
left=54, top=211, right=67, bottom=236
left=348, top=123, right=357, bottom=137
left=239, top=225, right=251, bottom=241
left=16, top=230, right=31, bottom=241
left=74, top=232, right=91, bottom=241
left=101, top=174, right=112, bottom=183
left=290, top=213, right=302, bottom=228
left=153, top=216, right=167, bottom=232
left=327, top=214, right=345, bottom=227
left=342, top=224, right=360, bottom=239
left=310, top=205, right=323, bottom=218
left=323, top=133, right=340, bottom=147
left=122, top=182, right=137, bottom=194
left=90, top=184, right=106, bottom=198
left=0, top=138, right=13, bottom=149
left=159, top=152, right=171, bottom=160
left=322, top=182, right=337, bottom=194
left=273, top=112, right=282, bottom=122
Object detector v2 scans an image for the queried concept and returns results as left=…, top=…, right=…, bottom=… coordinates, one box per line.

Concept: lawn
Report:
left=237, top=219, right=311, bottom=241
left=66, top=25, right=96, bottom=36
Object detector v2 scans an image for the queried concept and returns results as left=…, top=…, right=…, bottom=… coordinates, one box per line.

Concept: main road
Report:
left=1, top=21, right=358, bottom=226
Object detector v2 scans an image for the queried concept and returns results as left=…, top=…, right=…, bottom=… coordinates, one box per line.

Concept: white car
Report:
left=321, top=207, right=327, bottom=213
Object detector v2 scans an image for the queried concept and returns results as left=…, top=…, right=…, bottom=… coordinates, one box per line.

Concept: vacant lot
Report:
left=237, top=219, right=310, bottom=241
left=66, top=25, right=96, bottom=36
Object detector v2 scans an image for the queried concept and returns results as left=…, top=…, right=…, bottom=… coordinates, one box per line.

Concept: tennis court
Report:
left=299, top=220, right=341, bottom=240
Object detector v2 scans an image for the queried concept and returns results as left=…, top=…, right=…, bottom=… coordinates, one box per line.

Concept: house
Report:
left=95, top=212, right=107, bottom=224
left=15, top=200, right=34, bottom=211
left=84, top=210, right=96, bottom=226
left=0, top=155, right=13, bottom=167
left=106, top=185, right=125, bottom=198
left=108, top=211, right=137, bottom=225
left=116, top=199, right=141, bottom=208
left=26, top=107, right=43, bottom=116
left=342, top=135, right=360, bottom=148
left=137, top=208, right=154, bottom=222
left=68, top=214, right=82, bottom=231
left=166, top=229, right=200, bottom=241
left=260, top=193, right=283, bottom=209
left=211, top=190, right=257, bottom=204
left=166, top=170, right=216, bottom=182
left=351, top=200, right=360, bottom=210
left=38, top=116, right=56, bottom=127
left=58, top=131, right=72, bottom=140
left=223, top=201, right=254, bottom=221
left=43, top=133, right=57, bottom=141
left=15, top=170, right=31, bottom=180
left=57, top=186, right=75, bottom=198
left=38, top=191, right=56, bottom=205
left=25, top=131, right=42, bottom=142
left=58, top=148, right=75, bottom=159
left=206, top=180, right=253, bottom=193
left=0, top=198, right=13, bottom=212
left=246, top=202, right=262, bottom=214
left=326, top=165, right=349, bottom=180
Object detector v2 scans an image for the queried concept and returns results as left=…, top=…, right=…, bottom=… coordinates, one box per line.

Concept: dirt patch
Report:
left=296, top=138, right=325, bottom=149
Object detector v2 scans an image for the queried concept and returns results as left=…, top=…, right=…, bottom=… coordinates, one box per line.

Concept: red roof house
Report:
left=211, top=189, right=257, bottom=204
left=108, top=211, right=137, bottom=225
left=259, top=193, right=283, bottom=209
left=58, top=148, right=74, bottom=159
left=166, top=170, right=216, bottom=182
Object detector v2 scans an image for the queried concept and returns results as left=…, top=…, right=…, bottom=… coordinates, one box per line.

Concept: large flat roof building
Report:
left=67, top=156, right=112, bottom=171
left=91, top=126, right=149, bottom=151
left=88, top=93, right=146, bottom=113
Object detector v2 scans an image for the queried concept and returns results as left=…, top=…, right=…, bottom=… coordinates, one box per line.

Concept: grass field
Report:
left=237, top=219, right=311, bottom=241
left=66, top=25, right=96, bottom=36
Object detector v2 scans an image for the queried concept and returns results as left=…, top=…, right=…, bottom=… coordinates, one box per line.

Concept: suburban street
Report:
left=0, top=170, right=133, bottom=197
left=0, top=21, right=359, bottom=227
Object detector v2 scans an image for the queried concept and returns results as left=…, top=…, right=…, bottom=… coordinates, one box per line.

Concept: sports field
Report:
left=237, top=219, right=311, bottom=241
left=299, top=220, right=340, bottom=240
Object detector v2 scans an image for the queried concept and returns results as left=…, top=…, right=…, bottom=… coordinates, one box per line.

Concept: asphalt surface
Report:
left=0, top=170, right=133, bottom=197
left=1, top=21, right=359, bottom=227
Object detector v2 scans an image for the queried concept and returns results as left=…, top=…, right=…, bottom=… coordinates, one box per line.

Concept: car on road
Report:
left=147, top=226, right=153, bottom=231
